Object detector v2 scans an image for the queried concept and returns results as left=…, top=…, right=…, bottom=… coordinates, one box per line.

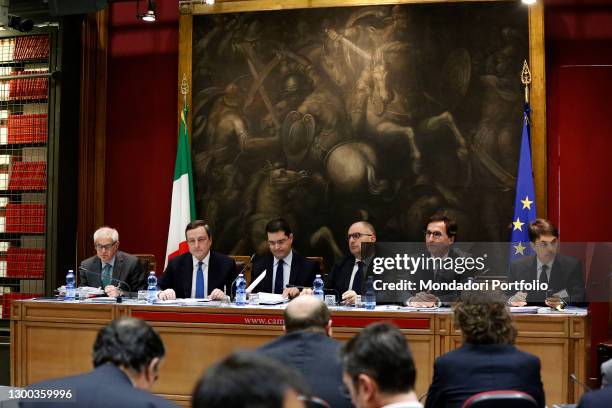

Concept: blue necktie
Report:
left=195, top=261, right=205, bottom=298
left=274, top=259, right=284, bottom=294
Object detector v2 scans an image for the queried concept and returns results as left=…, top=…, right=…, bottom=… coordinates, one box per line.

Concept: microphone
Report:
left=78, top=266, right=132, bottom=297
left=231, top=254, right=256, bottom=301
left=570, top=373, right=591, bottom=392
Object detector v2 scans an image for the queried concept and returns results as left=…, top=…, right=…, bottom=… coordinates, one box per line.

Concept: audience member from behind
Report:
left=79, top=226, right=146, bottom=298
left=192, top=352, right=309, bottom=408
left=259, top=295, right=353, bottom=408
left=577, top=384, right=612, bottom=408
left=425, top=291, right=545, bottom=408
left=20, top=317, right=177, bottom=408
left=341, top=322, right=422, bottom=408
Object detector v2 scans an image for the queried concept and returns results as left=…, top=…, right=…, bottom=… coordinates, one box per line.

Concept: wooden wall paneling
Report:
left=77, top=9, right=109, bottom=263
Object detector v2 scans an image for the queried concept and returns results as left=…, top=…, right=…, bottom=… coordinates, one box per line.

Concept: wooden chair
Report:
left=134, top=254, right=156, bottom=274
left=230, top=255, right=253, bottom=285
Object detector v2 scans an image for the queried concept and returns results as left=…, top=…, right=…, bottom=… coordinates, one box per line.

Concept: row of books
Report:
left=0, top=292, right=42, bottom=319
left=13, top=36, right=49, bottom=61
left=0, top=247, right=45, bottom=278
left=0, top=113, right=47, bottom=144
left=7, top=72, right=49, bottom=101
left=0, top=161, right=47, bottom=190
left=1, top=203, right=46, bottom=233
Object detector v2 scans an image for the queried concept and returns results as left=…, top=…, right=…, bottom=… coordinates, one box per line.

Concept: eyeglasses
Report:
left=347, top=232, right=373, bottom=241
left=298, top=395, right=332, bottom=408
left=423, top=230, right=444, bottom=239
left=95, top=242, right=116, bottom=250
left=268, top=238, right=288, bottom=247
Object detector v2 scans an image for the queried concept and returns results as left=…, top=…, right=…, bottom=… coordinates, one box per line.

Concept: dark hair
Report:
left=528, top=218, right=558, bottom=242
left=92, top=317, right=165, bottom=372
left=266, top=218, right=292, bottom=236
left=426, top=210, right=457, bottom=239
left=185, top=220, right=212, bottom=239
left=454, top=291, right=517, bottom=345
left=192, top=352, right=309, bottom=408
left=341, top=322, right=416, bottom=394
left=284, top=300, right=330, bottom=333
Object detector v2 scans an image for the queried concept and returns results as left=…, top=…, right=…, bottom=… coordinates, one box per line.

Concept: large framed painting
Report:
left=178, top=0, right=546, bottom=261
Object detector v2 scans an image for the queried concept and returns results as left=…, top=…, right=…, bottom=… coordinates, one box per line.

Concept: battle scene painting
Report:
left=190, top=2, right=529, bottom=263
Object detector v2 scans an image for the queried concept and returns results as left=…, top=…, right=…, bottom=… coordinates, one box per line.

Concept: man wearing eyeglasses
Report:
left=251, top=218, right=319, bottom=298
left=79, top=226, right=146, bottom=298
left=407, top=211, right=470, bottom=308
left=327, top=221, right=376, bottom=305
left=157, top=220, right=236, bottom=300
left=508, top=218, right=585, bottom=307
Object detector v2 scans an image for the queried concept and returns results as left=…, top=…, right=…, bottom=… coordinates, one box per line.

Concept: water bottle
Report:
left=147, top=271, right=157, bottom=304
left=235, top=273, right=247, bottom=305
left=364, top=276, right=376, bottom=310
left=313, top=274, right=324, bottom=301
left=65, top=269, right=76, bottom=301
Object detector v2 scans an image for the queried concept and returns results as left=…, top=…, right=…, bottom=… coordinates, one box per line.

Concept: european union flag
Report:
left=510, top=104, right=537, bottom=260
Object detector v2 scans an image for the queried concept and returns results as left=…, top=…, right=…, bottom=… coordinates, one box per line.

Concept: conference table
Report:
left=10, top=299, right=589, bottom=407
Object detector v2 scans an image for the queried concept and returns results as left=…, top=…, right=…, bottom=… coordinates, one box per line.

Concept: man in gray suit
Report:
left=79, top=226, right=146, bottom=297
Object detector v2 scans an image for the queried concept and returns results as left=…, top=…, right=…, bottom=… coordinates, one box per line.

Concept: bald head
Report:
left=283, top=296, right=330, bottom=333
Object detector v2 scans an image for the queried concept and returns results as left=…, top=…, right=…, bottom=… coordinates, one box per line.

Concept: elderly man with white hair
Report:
left=79, top=226, right=146, bottom=297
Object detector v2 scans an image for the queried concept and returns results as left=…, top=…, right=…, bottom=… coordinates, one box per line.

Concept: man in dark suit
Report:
left=258, top=296, right=353, bottom=408
left=20, top=317, right=178, bottom=408
left=251, top=218, right=318, bottom=298
left=341, top=322, right=422, bottom=408
left=424, top=291, right=545, bottom=408
left=327, top=221, right=376, bottom=305
left=79, top=226, right=146, bottom=298
left=577, top=387, right=612, bottom=408
left=158, top=220, right=236, bottom=300
left=406, top=211, right=471, bottom=307
left=508, top=218, right=585, bottom=306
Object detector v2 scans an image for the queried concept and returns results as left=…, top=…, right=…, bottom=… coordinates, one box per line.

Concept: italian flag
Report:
left=165, top=106, right=196, bottom=267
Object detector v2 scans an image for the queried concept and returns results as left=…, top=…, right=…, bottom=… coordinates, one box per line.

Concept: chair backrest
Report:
left=307, top=256, right=325, bottom=277
left=461, top=390, right=538, bottom=408
left=134, top=254, right=156, bottom=274
left=230, top=255, right=253, bottom=284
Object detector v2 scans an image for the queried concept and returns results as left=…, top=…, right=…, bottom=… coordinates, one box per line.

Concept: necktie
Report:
left=274, top=259, right=284, bottom=294
left=540, top=265, right=549, bottom=285
left=195, top=261, right=205, bottom=298
left=352, top=261, right=364, bottom=294
left=101, top=264, right=112, bottom=287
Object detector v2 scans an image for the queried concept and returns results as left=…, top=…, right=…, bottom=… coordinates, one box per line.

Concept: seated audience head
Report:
left=284, top=295, right=331, bottom=336
left=93, top=226, right=120, bottom=264
left=347, top=221, right=376, bottom=260
left=528, top=218, right=559, bottom=265
left=266, top=218, right=294, bottom=260
left=454, top=290, right=517, bottom=345
left=192, top=351, right=308, bottom=408
left=92, top=317, right=165, bottom=391
left=185, top=220, right=212, bottom=261
left=424, top=210, right=457, bottom=258
left=341, top=322, right=417, bottom=408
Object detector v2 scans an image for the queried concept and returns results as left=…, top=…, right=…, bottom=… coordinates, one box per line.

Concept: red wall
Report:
left=105, top=0, right=178, bottom=270
left=103, top=0, right=612, bottom=368
left=546, top=0, right=612, bottom=376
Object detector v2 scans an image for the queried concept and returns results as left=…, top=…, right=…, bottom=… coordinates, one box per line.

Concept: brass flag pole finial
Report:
left=181, top=73, right=189, bottom=111
left=521, top=60, right=531, bottom=104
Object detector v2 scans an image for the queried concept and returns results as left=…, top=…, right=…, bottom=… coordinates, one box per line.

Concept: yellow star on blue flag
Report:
left=510, top=104, right=537, bottom=261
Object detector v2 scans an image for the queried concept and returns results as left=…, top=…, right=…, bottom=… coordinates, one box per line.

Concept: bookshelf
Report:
left=0, top=33, right=53, bottom=319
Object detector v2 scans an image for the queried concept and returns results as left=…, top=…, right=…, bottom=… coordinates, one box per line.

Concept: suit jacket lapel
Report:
left=184, top=254, right=194, bottom=298
left=112, top=252, right=123, bottom=282
left=289, top=254, right=300, bottom=286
